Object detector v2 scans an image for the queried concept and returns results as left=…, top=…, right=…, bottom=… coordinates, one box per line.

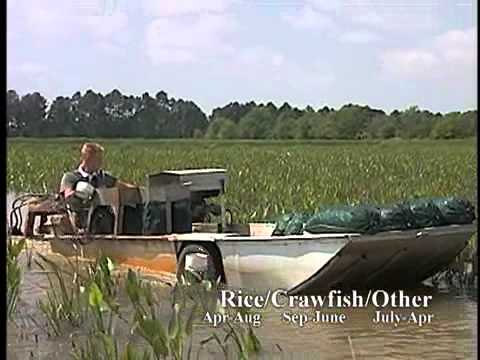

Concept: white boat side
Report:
left=214, top=236, right=353, bottom=292
left=42, top=223, right=476, bottom=294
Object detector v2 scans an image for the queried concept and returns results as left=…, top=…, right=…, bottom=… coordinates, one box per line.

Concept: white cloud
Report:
left=95, top=41, right=126, bottom=57
left=145, top=14, right=236, bottom=64
left=142, top=0, right=235, bottom=17
left=10, top=0, right=129, bottom=52
left=236, top=47, right=285, bottom=68
left=380, top=49, right=439, bottom=77
left=81, top=12, right=129, bottom=40
left=340, top=30, right=380, bottom=44
left=229, top=47, right=335, bottom=94
left=14, top=62, right=48, bottom=76
left=282, top=6, right=336, bottom=30
left=346, top=6, right=436, bottom=31
left=433, top=27, right=476, bottom=67
left=380, top=27, right=476, bottom=80
left=271, top=54, right=285, bottom=67
left=308, top=0, right=343, bottom=13
left=283, top=0, right=437, bottom=35
left=8, top=61, right=50, bottom=92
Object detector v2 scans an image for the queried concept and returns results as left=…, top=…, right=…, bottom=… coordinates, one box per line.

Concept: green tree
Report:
left=238, top=107, right=276, bottom=139
left=205, top=117, right=232, bottom=139
left=210, top=101, right=256, bottom=123
left=7, top=90, right=22, bottom=136
left=104, top=89, right=128, bottom=137
left=45, top=96, right=75, bottom=136
left=134, top=92, right=161, bottom=138
left=19, top=92, right=47, bottom=137
left=272, top=108, right=302, bottom=139
left=333, top=104, right=384, bottom=139
left=430, top=113, right=458, bottom=139
left=455, top=111, right=477, bottom=137
left=217, top=118, right=238, bottom=139
left=170, top=100, right=208, bottom=138
left=292, top=112, right=317, bottom=139
left=311, top=112, right=337, bottom=139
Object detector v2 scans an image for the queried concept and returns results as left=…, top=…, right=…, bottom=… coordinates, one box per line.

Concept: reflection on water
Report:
left=7, top=242, right=478, bottom=360
left=255, top=289, right=477, bottom=360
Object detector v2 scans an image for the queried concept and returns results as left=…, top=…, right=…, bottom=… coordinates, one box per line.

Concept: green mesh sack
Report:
left=402, top=198, right=446, bottom=228
left=304, top=205, right=381, bottom=234
left=377, top=204, right=416, bottom=232
left=272, top=213, right=294, bottom=236
left=284, top=213, right=310, bottom=235
left=430, top=197, right=475, bottom=225
left=272, top=213, right=309, bottom=236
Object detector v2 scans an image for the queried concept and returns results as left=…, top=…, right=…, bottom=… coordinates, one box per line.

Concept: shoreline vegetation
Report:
left=7, top=137, right=476, bottom=143
left=7, top=89, right=477, bottom=140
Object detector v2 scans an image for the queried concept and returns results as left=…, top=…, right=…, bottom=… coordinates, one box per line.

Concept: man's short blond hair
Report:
left=80, top=143, right=104, bottom=160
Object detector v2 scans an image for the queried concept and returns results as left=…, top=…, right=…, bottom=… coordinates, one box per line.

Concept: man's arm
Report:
left=103, top=171, right=136, bottom=189
left=60, top=172, right=77, bottom=199
left=116, top=180, right=137, bottom=189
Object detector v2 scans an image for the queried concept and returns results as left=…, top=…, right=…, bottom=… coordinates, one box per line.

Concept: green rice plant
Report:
left=72, top=336, right=152, bottom=360
left=32, top=253, right=264, bottom=359
left=124, top=269, right=264, bottom=359
left=36, top=253, right=121, bottom=336
left=7, top=139, right=476, bottom=223
left=36, top=253, right=90, bottom=335
left=87, top=257, right=122, bottom=335
left=126, top=270, right=198, bottom=360
left=7, top=237, right=25, bottom=319
left=173, top=272, right=222, bottom=316
left=199, top=322, right=262, bottom=360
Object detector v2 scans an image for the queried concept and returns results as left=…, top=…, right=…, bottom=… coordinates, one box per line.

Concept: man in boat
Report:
left=24, top=143, right=136, bottom=236
left=60, top=142, right=135, bottom=198
left=59, top=142, right=137, bottom=230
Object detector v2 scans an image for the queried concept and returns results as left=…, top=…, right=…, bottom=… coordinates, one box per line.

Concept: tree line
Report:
left=7, top=89, right=476, bottom=140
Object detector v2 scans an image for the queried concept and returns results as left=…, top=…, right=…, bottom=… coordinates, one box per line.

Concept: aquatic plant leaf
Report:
left=200, top=333, right=229, bottom=359
left=246, top=326, right=262, bottom=354
left=225, top=323, right=247, bottom=357
left=152, top=335, right=169, bottom=357
left=168, top=303, right=181, bottom=341
left=138, top=318, right=168, bottom=355
left=9, top=238, right=25, bottom=258
left=185, top=303, right=198, bottom=336
left=126, top=270, right=140, bottom=303
left=98, top=333, right=116, bottom=358
left=88, top=282, right=107, bottom=311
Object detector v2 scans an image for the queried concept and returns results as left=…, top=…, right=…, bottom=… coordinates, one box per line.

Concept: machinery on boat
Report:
left=9, top=169, right=477, bottom=295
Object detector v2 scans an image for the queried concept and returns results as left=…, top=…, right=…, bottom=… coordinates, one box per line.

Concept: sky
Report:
left=7, top=0, right=477, bottom=115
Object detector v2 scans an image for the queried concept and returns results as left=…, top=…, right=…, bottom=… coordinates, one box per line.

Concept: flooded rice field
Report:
left=7, top=240, right=477, bottom=360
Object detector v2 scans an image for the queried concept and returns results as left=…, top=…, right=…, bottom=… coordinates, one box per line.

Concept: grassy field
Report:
left=7, top=138, right=477, bottom=223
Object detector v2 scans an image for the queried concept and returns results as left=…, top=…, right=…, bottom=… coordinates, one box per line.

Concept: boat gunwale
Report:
left=37, top=223, right=476, bottom=243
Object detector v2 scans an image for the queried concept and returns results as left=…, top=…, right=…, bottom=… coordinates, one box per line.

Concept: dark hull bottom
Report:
left=289, top=224, right=476, bottom=295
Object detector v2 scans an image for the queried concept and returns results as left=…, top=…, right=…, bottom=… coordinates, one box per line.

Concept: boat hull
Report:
left=288, top=224, right=476, bottom=295
left=45, top=224, right=476, bottom=294
left=49, top=235, right=178, bottom=273
left=216, top=236, right=350, bottom=292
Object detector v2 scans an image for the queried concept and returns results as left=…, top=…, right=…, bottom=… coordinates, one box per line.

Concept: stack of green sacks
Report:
left=272, top=197, right=476, bottom=236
